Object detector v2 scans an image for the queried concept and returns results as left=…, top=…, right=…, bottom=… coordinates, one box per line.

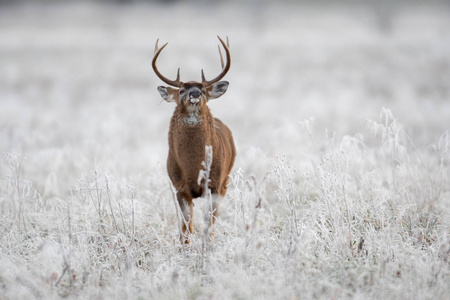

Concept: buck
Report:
left=152, top=36, right=236, bottom=244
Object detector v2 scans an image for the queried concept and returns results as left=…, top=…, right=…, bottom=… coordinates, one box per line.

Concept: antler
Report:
left=201, top=36, right=231, bottom=87
left=152, top=39, right=183, bottom=87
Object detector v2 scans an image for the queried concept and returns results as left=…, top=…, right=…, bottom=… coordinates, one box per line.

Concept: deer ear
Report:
left=207, top=81, right=229, bottom=99
left=158, top=86, right=177, bottom=103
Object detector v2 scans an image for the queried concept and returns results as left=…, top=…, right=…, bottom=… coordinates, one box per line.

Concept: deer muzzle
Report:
left=188, top=89, right=201, bottom=104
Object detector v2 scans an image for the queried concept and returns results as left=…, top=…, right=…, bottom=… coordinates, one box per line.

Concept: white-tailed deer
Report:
left=152, top=36, right=236, bottom=244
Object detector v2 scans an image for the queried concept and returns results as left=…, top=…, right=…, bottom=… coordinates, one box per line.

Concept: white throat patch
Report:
left=184, top=104, right=201, bottom=125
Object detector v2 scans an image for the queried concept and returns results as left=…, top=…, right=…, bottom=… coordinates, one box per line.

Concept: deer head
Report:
left=152, top=36, right=231, bottom=112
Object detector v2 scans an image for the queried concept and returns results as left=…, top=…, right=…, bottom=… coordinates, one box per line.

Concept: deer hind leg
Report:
left=177, top=191, right=193, bottom=244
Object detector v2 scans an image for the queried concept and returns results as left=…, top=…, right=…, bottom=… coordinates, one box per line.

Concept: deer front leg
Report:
left=208, top=194, right=223, bottom=239
left=177, top=192, right=193, bottom=244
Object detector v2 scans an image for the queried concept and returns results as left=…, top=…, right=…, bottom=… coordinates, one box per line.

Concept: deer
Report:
left=152, top=36, right=236, bottom=244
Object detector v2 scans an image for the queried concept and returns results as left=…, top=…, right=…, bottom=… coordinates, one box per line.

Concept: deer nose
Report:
left=189, top=90, right=201, bottom=99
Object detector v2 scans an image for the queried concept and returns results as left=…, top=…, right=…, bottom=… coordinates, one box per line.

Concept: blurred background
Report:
left=1, top=0, right=449, bottom=196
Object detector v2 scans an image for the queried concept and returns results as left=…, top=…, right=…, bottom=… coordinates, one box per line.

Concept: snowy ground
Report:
left=0, top=1, right=449, bottom=299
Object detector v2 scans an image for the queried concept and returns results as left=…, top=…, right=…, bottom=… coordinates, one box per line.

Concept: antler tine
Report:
left=201, top=69, right=206, bottom=82
left=175, top=67, right=180, bottom=82
left=202, top=36, right=231, bottom=87
left=154, top=38, right=159, bottom=54
left=218, top=45, right=224, bottom=69
left=152, top=39, right=183, bottom=87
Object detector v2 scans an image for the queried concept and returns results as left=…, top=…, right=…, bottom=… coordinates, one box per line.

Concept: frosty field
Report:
left=0, top=1, right=449, bottom=299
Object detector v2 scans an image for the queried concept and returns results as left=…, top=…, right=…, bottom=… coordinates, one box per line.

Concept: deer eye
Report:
left=201, top=90, right=206, bottom=94
left=179, top=89, right=186, bottom=94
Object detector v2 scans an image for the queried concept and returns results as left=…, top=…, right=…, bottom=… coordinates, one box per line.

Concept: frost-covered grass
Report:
left=1, top=2, right=449, bottom=299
